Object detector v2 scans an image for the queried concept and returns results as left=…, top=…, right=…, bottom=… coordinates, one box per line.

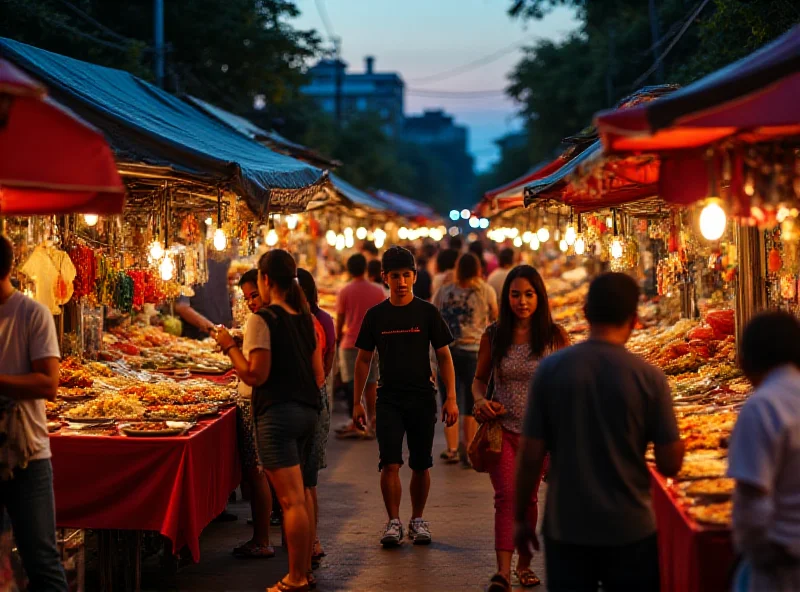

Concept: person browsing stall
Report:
left=352, top=246, right=459, bottom=547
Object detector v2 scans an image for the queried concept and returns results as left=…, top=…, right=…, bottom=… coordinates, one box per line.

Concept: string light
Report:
left=564, top=224, right=576, bottom=246
left=326, top=230, right=337, bottom=246
left=374, top=234, right=385, bottom=248
left=83, top=214, right=99, bottom=227
left=559, top=239, right=568, bottom=252
left=699, top=201, right=727, bottom=241
left=574, top=237, right=586, bottom=255
left=530, top=236, right=540, bottom=251
left=286, top=214, right=298, bottom=230
left=266, top=229, right=278, bottom=247
left=479, top=218, right=490, bottom=229
left=356, top=227, right=368, bottom=240
left=537, top=227, right=550, bottom=243
left=345, top=234, right=355, bottom=249
left=449, top=210, right=460, bottom=221
left=335, top=234, right=345, bottom=251
left=213, top=228, right=227, bottom=251
left=159, top=255, right=175, bottom=281
left=398, top=227, right=409, bottom=240
left=469, top=217, right=480, bottom=229
left=460, top=209, right=471, bottom=220
left=513, top=237, right=523, bottom=248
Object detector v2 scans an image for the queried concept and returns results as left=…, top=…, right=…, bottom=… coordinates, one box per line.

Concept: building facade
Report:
left=301, top=56, right=405, bottom=137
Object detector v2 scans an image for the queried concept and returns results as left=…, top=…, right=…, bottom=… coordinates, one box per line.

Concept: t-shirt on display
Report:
left=355, top=297, right=453, bottom=398
left=524, top=339, right=680, bottom=546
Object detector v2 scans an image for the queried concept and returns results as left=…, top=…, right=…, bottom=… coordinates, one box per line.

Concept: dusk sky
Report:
left=293, top=0, right=579, bottom=172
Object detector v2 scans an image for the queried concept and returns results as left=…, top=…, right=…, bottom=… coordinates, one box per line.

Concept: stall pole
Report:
left=734, top=223, right=766, bottom=341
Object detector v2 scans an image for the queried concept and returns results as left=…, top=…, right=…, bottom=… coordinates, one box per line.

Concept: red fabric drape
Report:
left=50, top=407, right=240, bottom=562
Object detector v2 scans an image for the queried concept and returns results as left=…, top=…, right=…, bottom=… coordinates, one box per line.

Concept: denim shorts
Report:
left=255, top=402, right=318, bottom=486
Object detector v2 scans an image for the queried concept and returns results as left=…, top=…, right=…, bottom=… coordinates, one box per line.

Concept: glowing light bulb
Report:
left=606, top=216, right=614, bottom=228
left=460, top=209, right=471, bottom=220
left=429, top=228, right=443, bottom=241
left=530, top=236, right=540, bottom=251
left=266, top=229, right=278, bottom=247
left=699, top=201, right=727, bottom=241
left=610, top=238, right=623, bottom=259
left=479, top=218, right=489, bottom=229
left=345, top=234, right=355, bottom=249
left=450, top=210, right=460, bottom=221
left=83, top=214, right=99, bottom=227
left=574, top=237, right=586, bottom=255
left=356, top=227, right=368, bottom=240
left=419, top=227, right=430, bottom=238
left=398, top=227, right=409, bottom=240
left=559, top=239, right=568, bottom=252
left=522, top=231, right=533, bottom=243
left=325, top=230, right=337, bottom=246
left=374, top=228, right=387, bottom=240
left=469, top=217, right=480, bottom=229
left=205, top=217, right=213, bottom=226
left=148, top=240, right=164, bottom=261
left=286, top=214, right=298, bottom=230
left=344, top=227, right=354, bottom=237
left=448, top=226, right=460, bottom=237
left=537, top=227, right=550, bottom=243
left=335, top=234, right=345, bottom=251
left=374, top=235, right=385, bottom=248
left=159, top=255, right=175, bottom=281
left=513, top=237, right=523, bottom=248
left=564, top=225, right=576, bottom=246
left=508, top=228, right=520, bottom=239
left=213, top=228, right=227, bottom=251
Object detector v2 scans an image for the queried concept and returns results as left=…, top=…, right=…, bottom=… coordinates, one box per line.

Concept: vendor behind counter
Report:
left=176, top=257, right=234, bottom=339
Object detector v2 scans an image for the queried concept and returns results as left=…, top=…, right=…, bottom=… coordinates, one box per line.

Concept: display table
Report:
left=650, top=468, right=734, bottom=592
left=51, top=407, right=240, bottom=562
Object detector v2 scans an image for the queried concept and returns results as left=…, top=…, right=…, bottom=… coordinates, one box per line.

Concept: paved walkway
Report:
left=140, top=413, right=546, bottom=591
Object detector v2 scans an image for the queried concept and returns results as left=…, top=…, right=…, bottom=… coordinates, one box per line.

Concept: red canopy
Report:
left=0, top=58, right=125, bottom=215
left=595, top=25, right=800, bottom=153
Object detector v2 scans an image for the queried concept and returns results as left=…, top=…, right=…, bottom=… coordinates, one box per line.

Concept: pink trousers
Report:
left=488, top=428, right=545, bottom=552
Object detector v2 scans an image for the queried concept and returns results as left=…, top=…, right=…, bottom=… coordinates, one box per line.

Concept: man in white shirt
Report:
left=0, top=235, right=68, bottom=590
left=728, top=311, right=800, bottom=592
left=487, top=247, right=515, bottom=301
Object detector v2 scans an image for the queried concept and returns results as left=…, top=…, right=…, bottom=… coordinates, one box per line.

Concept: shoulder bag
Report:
left=468, top=323, right=503, bottom=473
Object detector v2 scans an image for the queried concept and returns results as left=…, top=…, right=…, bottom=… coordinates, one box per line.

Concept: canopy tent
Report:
left=328, top=175, right=389, bottom=213
left=0, top=38, right=327, bottom=216
left=184, top=95, right=340, bottom=170
left=0, top=58, right=125, bottom=215
left=372, top=189, right=437, bottom=222
left=477, top=159, right=569, bottom=217
left=595, top=25, right=800, bottom=153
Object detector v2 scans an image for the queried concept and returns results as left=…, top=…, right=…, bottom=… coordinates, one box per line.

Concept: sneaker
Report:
left=380, top=519, right=404, bottom=547
left=408, top=518, right=432, bottom=545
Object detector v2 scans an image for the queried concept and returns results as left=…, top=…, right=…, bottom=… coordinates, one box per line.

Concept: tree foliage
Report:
left=501, top=0, right=798, bottom=171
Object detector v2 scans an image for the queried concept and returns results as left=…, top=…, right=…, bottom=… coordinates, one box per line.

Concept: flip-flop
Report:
left=266, top=578, right=309, bottom=592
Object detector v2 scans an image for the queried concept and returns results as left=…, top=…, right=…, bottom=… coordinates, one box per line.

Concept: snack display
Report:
left=119, top=421, right=192, bottom=437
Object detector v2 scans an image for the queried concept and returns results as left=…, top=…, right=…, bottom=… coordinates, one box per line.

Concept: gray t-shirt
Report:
left=728, top=365, right=800, bottom=557
left=0, top=291, right=61, bottom=463
left=524, top=339, right=680, bottom=546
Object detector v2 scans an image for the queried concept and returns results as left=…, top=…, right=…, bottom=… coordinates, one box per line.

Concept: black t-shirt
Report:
left=415, top=269, right=432, bottom=301
left=355, top=297, right=453, bottom=397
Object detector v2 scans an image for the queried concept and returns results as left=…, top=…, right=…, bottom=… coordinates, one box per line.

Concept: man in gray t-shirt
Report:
left=515, top=272, right=684, bottom=592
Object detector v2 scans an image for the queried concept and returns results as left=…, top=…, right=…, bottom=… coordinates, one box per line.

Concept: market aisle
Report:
left=141, top=412, right=546, bottom=591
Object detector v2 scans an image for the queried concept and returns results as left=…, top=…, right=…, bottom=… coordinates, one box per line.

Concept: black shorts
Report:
left=255, top=402, right=319, bottom=487
left=376, top=394, right=437, bottom=472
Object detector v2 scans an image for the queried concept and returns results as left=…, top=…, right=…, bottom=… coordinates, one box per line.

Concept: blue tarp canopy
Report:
left=329, top=175, right=388, bottom=212
left=373, top=189, right=436, bottom=219
left=185, top=95, right=340, bottom=170
left=0, top=38, right=327, bottom=215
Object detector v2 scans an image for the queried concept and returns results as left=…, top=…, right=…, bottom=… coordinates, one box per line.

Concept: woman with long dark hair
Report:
left=472, top=265, right=568, bottom=591
left=213, top=249, right=324, bottom=592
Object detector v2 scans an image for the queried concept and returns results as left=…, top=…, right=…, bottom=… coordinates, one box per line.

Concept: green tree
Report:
left=0, top=0, right=320, bottom=113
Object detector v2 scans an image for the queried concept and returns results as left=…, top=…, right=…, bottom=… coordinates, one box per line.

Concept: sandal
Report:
left=515, top=568, right=542, bottom=587
left=487, top=573, right=511, bottom=592
left=232, top=540, right=275, bottom=558
left=266, top=578, right=309, bottom=592
left=440, top=449, right=459, bottom=464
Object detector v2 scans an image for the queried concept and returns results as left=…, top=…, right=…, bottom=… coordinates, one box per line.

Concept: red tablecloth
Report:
left=650, top=468, right=734, bottom=592
left=50, top=407, right=240, bottom=562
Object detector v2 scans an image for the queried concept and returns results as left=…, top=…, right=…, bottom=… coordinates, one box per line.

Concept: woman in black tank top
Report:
left=214, top=249, right=323, bottom=592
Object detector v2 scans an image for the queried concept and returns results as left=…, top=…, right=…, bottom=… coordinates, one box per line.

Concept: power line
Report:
left=53, top=0, right=137, bottom=45
left=629, top=0, right=712, bottom=90
left=408, top=40, right=525, bottom=84
left=314, top=0, right=337, bottom=41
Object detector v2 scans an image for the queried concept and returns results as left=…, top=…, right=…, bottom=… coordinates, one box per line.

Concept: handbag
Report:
left=468, top=323, right=503, bottom=473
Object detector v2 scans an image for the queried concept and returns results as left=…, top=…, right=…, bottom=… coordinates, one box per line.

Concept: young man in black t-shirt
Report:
left=353, top=246, right=459, bottom=547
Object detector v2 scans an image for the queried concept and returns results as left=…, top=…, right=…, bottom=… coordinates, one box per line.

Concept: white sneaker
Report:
left=380, top=519, right=404, bottom=547
left=408, top=518, right=432, bottom=545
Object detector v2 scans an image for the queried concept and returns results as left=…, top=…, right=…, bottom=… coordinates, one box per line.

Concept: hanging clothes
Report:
left=20, top=244, right=76, bottom=314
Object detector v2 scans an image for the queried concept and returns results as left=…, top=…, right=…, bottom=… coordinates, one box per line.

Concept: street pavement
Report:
left=140, top=412, right=547, bottom=591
